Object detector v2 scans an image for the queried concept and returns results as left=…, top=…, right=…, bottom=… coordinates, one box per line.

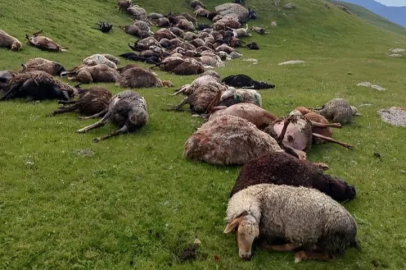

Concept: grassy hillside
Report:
left=1, top=0, right=406, bottom=269
left=331, top=0, right=406, bottom=36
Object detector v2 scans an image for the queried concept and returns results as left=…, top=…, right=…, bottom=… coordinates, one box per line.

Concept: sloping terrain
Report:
left=339, top=0, right=406, bottom=27
left=332, top=0, right=406, bottom=36
left=1, top=0, right=406, bottom=269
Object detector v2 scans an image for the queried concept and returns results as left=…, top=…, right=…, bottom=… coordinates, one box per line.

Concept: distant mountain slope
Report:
left=331, top=1, right=406, bottom=36
left=338, top=0, right=406, bottom=27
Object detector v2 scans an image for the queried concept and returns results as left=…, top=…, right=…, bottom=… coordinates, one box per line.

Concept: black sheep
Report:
left=230, top=152, right=356, bottom=202
left=222, top=74, right=275, bottom=90
left=246, top=42, right=259, bottom=50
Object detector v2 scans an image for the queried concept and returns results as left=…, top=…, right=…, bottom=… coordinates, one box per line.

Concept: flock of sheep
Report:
left=0, top=0, right=362, bottom=264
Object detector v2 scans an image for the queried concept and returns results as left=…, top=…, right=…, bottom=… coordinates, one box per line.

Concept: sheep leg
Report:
left=277, top=116, right=293, bottom=144
left=58, top=100, right=76, bottom=105
left=206, top=91, right=222, bottom=114
left=260, top=240, right=301, bottom=252
left=312, top=133, right=354, bottom=149
left=76, top=113, right=111, bottom=133
left=294, top=250, right=335, bottom=263
left=78, top=109, right=108, bottom=120
left=93, top=125, right=129, bottom=143
left=311, top=121, right=342, bottom=129
left=51, top=105, right=78, bottom=116
left=175, top=97, right=190, bottom=111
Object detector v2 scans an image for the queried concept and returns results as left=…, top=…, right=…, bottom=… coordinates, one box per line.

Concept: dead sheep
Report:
left=117, top=0, right=131, bottom=12
left=313, top=98, right=359, bottom=125
left=134, top=20, right=153, bottom=34
left=230, top=151, right=356, bottom=201
left=251, top=26, right=269, bottom=35
left=0, top=29, right=22, bottom=51
left=218, top=88, right=262, bottom=107
left=116, top=67, right=162, bottom=88
left=199, top=54, right=225, bottom=68
left=172, top=58, right=205, bottom=75
left=190, top=0, right=205, bottom=9
left=61, top=64, right=120, bottom=84
left=176, top=19, right=195, bottom=31
left=222, top=74, right=275, bottom=89
left=229, top=25, right=251, bottom=37
left=246, top=42, right=259, bottom=50
left=0, top=71, right=75, bottom=101
left=173, top=82, right=227, bottom=114
left=22, top=58, right=66, bottom=76
left=76, top=90, right=148, bottom=142
left=52, top=86, right=112, bottom=116
left=127, top=5, right=148, bottom=20
left=173, top=70, right=221, bottom=96
left=180, top=12, right=198, bottom=23
left=26, top=30, right=67, bottom=52
left=224, top=184, right=358, bottom=262
left=209, top=103, right=277, bottom=129
left=83, top=54, right=118, bottom=69
left=184, top=115, right=286, bottom=165
left=119, top=25, right=141, bottom=37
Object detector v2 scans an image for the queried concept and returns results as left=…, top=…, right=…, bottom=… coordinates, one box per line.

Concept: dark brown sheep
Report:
left=0, top=71, right=16, bottom=92
left=52, top=86, right=112, bottom=116
left=230, top=152, right=356, bottom=202
left=116, top=67, right=162, bottom=88
left=22, top=58, right=66, bottom=76
left=172, top=59, right=205, bottom=75
left=117, top=63, right=140, bottom=73
left=0, top=71, right=75, bottom=101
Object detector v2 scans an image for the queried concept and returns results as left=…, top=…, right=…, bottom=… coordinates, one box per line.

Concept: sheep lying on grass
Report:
left=0, top=29, right=22, bottom=51
left=61, top=64, right=120, bottom=84
left=184, top=115, right=287, bottom=165
left=52, top=86, right=112, bottom=117
left=313, top=98, right=359, bottom=125
left=116, top=66, right=163, bottom=88
left=22, top=58, right=66, bottom=76
left=76, top=90, right=148, bottom=142
left=224, top=184, right=358, bottom=262
left=0, top=71, right=75, bottom=101
left=230, top=152, right=356, bottom=202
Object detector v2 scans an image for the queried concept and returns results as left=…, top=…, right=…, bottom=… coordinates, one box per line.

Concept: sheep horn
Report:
left=33, top=30, right=43, bottom=37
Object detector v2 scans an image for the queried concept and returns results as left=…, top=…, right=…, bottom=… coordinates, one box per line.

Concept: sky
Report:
left=375, top=0, right=406, bottom=6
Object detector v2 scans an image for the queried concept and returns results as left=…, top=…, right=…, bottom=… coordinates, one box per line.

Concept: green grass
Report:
left=1, top=0, right=406, bottom=269
left=331, top=0, right=406, bottom=36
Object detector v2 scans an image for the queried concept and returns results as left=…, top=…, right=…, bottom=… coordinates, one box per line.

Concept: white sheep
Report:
left=224, top=184, right=358, bottom=262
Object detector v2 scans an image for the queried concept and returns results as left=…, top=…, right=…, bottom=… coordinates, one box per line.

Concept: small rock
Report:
left=242, top=58, right=258, bottom=64
left=283, top=3, right=295, bottom=9
left=360, top=103, right=373, bottom=107
left=389, top=54, right=403, bottom=58
left=357, top=82, right=385, bottom=91
left=278, top=60, right=305, bottom=65
left=72, top=149, right=95, bottom=157
left=390, top=48, right=405, bottom=53
left=194, top=239, right=201, bottom=246
left=271, top=21, right=277, bottom=27
left=378, top=107, right=406, bottom=127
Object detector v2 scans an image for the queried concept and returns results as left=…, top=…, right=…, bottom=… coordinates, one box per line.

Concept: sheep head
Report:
left=11, top=41, right=22, bottom=51
left=224, top=211, right=259, bottom=261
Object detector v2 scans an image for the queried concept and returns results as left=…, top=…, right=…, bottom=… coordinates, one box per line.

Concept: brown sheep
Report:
left=0, top=30, right=22, bottom=51
left=176, top=19, right=195, bottom=31
left=313, top=98, right=359, bottom=125
left=173, top=82, right=226, bottom=114
left=190, top=0, right=205, bottom=9
left=172, top=59, right=205, bottom=75
left=117, top=0, right=131, bottom=12
left=230, top=151, right=356, bottom=202
left=26, top=30, right=67, bottom=52
left=22, top=58, right=66, bottom=76
left=209, top=103, right=277, bottom=129
left=62, top=64, right=120, bottom=84
left=127, top=5, right=147, bottom=20
left=52, top=86, right=112, bottom=116
left=116, top=67, right=162, bottom=88
left=184, top=115, right=285, bottom=165
left=169, top=27, right=185, bottom=37
left=117, top=63, right=140, bottom=73
left=180, top=12, right=198, bottom=23
left=119, top=25, right=141, bottom=37
left=0, top=71, right=16, bottom=92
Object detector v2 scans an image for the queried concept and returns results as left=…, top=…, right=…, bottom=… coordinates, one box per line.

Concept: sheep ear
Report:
left=224, top=211, right=249, bottom=234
